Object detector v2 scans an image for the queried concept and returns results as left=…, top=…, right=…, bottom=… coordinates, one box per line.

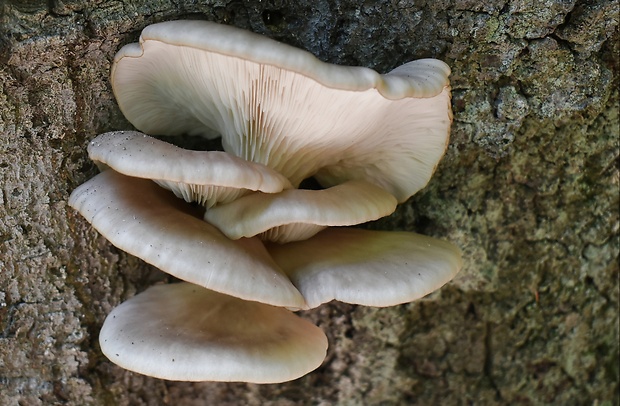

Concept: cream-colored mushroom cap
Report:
left=100, top=283, right=328, bottom=383
left=88, top=131, right=291, bottom=207
left=112, top=20, right=452, bottom=201
left=268, top=228, right=462, bottom=309
left=68, top=170, right=305, bottom=309
left=205, top=180, right=397, bottom=243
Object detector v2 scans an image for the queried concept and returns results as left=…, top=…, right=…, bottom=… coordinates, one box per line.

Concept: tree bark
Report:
left=1, top=1, right=618, bottom=404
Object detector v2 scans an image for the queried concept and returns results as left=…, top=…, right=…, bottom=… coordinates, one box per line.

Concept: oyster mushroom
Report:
left=111, top=20, right=452, bottom=202
left=268, top=228, right=462, bottom=309
left=85, top=132, right=397, bottom=243
left=68, top=169, right=305, bottom=309
left=68, top=19, right=462, bottom=385
left=204, top=179, right=397, bottom=243
left=87, top=131, right=292, bottom=208
left=100, top=282, right=327, bottom=383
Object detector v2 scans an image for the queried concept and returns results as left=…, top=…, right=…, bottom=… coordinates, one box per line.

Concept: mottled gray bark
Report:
left=1, top=1, right=618, bottom=405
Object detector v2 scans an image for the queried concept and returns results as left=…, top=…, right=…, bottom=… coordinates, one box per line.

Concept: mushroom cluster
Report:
left=69, top=20, right=462, bottom=383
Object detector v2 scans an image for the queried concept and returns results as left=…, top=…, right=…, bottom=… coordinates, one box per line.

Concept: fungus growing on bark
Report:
left=111, top=20, right=452, bottom=202
left=268, top=228, right=463, bottom=309
left=68, top=170, right=305, bottom=309
left=204, top=179, right=397, bottom=243
left=86, top=132, right=398, bottom=244
left=69, top=168, right=462, bottom=310
left=88, top=131, right=291, bottom=208
left=100, top=283, right=327, bottom=383
left=69, top=19, right=461, bottom=384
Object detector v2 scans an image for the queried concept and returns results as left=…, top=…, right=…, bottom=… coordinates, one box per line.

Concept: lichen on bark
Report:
left=1, top=1, right=618, bottom=405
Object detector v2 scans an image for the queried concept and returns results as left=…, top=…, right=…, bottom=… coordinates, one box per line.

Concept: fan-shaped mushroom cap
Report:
left=112, top=20, right=452, bottom=201
left=268, top=228, right=462, bottom=309
left=68, top=170, right=305, bottom=309
left=205, top=180, right=397, bottom=243
left=88, top=131, right=292, bottom=208
left=100, top=283, right=327, bottom=383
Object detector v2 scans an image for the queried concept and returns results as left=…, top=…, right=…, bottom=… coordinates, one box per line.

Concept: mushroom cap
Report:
left=268, top=228, right=462, bottom=309
left=204, top=180, right=397, bottom=243
left=68, top=170, right=305, bottom=309
left=112, top=20, right=452, bottom=201
left=100, top=283, right=328, bottom=383
left=88, top=131, right=292, bottom=207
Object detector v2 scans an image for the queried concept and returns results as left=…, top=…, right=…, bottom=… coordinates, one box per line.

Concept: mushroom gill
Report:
left=111, top=20, right=452, bottom=202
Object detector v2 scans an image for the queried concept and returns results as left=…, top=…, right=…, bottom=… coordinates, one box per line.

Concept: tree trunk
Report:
left=1, top=1, right=617, bottom=404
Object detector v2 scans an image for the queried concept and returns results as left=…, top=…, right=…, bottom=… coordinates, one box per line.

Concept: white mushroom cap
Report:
left=112, top=20, right=452, bottom=201
left=268, top=228, right=462, bottom=309
left=68, top=170, right=306, bottom=309
left=204, top=180, right=397, bottom=243
left=100, top=283, right=327, bottom=383
left=88, top=131, right=292, bottom=208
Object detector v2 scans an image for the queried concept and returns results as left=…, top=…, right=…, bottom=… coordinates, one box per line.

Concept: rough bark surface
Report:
left=1, top=1, right=618, bottom=405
